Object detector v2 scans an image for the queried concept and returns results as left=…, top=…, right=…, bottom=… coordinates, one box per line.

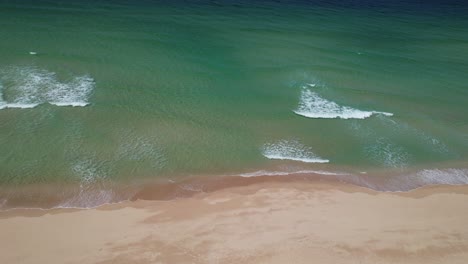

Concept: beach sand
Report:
left=1, top=180, right=468, bottom=264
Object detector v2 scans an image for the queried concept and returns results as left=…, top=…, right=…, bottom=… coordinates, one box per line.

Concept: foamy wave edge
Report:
left=294, top=87, right=393, bottom=120
left=0, top=103, right=40, bottom=109
left=49, top=102, right=89, bottom=107
left=263, top=154, right=329, bottom=163
left=294, top=109, right=393, bottom=120
left=2, top=168, right=468, bottom=210
left=236, top=168, right=468, bottom=192
left=0, top=102, right=89, bottom=109
left=262, top=140, right=330, bottom=164
left=0, top=66, right=94, bottom=110
left=237, top=169, right=348, bottom=177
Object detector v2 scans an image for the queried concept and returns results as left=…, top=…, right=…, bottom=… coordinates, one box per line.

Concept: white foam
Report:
left=238, top=169, right=348, bottom=177
left=262, top=140, right=329, bottom=163
left=0, top=103, right=40, bottom=109
left=50, top=102, right=89, bottom=107
left=29, top=51, right=37, bottom=55
left=0, top=66, right=94, bottom=110
left=263, top=154, right=329, bottom=163
left=294, top=88, right=393, bottom=119
left=47, top=75, right=94, bottom=107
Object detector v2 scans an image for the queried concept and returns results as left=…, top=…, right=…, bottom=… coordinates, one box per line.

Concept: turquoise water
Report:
left=1, top=1, right=468, bottom=207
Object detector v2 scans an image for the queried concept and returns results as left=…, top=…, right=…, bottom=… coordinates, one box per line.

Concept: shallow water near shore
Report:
left=1, top=0, right=468, bottom=208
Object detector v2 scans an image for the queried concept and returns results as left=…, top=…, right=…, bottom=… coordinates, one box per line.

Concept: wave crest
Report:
left=262, top=140, right=329, bottom=163
left=294, top=86, right=392, bottom=119
left=237, top=169, right=348, bottom=177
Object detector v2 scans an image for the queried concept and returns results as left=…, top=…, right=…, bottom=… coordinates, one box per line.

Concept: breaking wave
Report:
left=237, top=169, right=348, bottom=177
left=0, top=66, right=94, bottom=109
left=294, top=85, right=392, bottom=119
left=262, top=140, right=329, bottom=163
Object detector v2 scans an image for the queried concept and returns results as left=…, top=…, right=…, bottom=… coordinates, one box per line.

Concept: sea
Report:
left=1, top=0, right=468, bottom=208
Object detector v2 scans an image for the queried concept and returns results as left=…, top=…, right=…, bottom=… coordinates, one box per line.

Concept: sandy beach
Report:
left=1, top=180, right=468, bottom=264
left=2, top=1, right=468, bottom=264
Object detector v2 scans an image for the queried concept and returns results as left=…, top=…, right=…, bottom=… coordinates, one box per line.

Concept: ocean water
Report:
left=1, top=0, right=468, bottom=208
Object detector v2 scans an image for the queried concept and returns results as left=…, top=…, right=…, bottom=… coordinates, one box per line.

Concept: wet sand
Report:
left=1, top=180, right=468, bottom=264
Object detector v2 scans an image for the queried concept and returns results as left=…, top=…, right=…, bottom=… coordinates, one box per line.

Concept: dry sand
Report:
left=1, top=180, right=468, bottom=264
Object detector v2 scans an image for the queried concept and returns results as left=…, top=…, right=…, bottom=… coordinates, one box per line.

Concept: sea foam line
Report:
left=262, top=140, right=329, bottom=163
left=0, top=103, right=40, bottom=109
left=238, top=168, right=468, bottom=191
left=294, top=85, right=392, bottom=120
left=237, top=169, right=349, bottom=177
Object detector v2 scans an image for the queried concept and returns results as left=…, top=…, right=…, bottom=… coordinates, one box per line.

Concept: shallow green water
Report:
left=1, top=1, right=468, bottom=194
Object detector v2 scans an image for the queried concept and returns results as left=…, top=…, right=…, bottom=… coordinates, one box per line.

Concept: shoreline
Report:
left=1, top=165, right=468, bottom=210
left=1, top=180, right=468, bottom=263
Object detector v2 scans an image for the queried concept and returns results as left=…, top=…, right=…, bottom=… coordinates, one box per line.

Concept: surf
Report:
left=261, top=140, right=329, bottom=163
left=0, top=66, right=94, bottom=109
left=294, top=85, right=393, bottom=120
